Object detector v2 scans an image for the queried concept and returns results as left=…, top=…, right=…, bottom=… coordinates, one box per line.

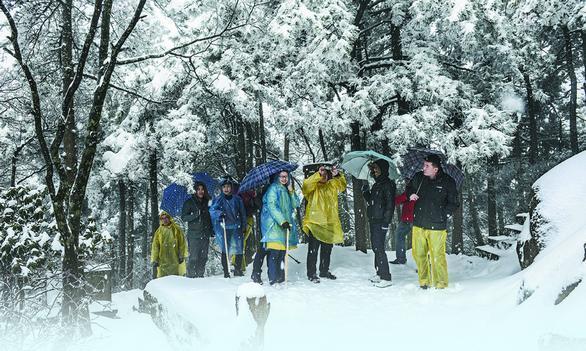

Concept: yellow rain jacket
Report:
left=302, top=172, right=347, bottom=244
left=151, top=211, right=188, bottom=278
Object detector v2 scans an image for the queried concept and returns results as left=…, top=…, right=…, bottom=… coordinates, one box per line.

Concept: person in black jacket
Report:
left=362, top=159, right=396, bottom=288
left=181, top=181, right=213, bottom=278
left=406, top=154, right=458, bottom=289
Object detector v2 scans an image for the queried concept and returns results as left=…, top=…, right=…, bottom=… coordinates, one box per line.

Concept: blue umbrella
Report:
left=400, top=148, right=464, bottom=188
left=160, top=172, right=218, bottom=217
left=238, top=160, right=298, bottom=193
left=341, top=150, right=401, bottom=180
left=160, top=183, right=192, bottom=218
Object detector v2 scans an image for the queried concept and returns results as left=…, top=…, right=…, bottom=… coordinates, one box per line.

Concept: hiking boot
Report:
left=224, top=272, right=231, bottom=278
left=234, top=269, right=244, bottom=277
left=374, top=279, right=393, bottom=288
left=308, top=275, right=321, bottom=283
left=369, top=275, right=381, bottom=283
left=420, top=285, right=429, bottom=290
left=251, top=275, right=263, bottom=285
left=319, top=272, right=337, bottom=280
left=389, top=259, right=406, bottom=265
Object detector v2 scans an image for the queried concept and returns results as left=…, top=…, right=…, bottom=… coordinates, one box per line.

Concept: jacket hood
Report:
left=159, top=210, right=177, bottom=226
left=374, top=159, right=390, bottom=178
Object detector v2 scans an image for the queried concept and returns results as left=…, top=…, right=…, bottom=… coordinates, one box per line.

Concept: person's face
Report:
left=222, top=184, right=232, bottom=195
left=196, top=185, right=206, bottom=199
left=423, top=161, right=439, bottom=178
left=161, top=214, right=171, bottom=225
left=278, top=171, right=289, bottom=185
left=370, top=163, right=381, bottom=177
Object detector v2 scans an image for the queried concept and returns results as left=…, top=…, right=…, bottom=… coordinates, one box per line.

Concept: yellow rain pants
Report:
left=412, top=226, right=448, bottom=288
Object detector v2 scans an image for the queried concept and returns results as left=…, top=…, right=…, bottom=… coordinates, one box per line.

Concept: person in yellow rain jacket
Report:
left=302, top=165, right=346, bottom=283
left=151, top=211, right=188, bottom=279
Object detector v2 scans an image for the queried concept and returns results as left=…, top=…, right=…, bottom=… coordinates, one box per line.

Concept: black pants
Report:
left=251, top=245, right=268, bottom=281
left=187, top=237, right=209, bottom=278
left=370, top=221, right=392, bottom=281
left=221, top=253, right=243, bottom=276
left=306, top=233, right=333, bottom=278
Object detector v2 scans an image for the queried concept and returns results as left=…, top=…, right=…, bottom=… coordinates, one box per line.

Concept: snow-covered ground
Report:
left=18, top=242, right=583, bottom=351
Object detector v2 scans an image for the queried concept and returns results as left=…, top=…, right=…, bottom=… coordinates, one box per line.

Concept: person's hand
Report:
left=281, top=222, right=291, bottom=230
left=220, top=212, right=226, bottom=220
left=178, top=257, right=184, bottom=264
left=409, top=194, right=419, bottom=201
left=331, top=166, right=339, bottom=177
left=361, top=184, right=369, bottom=193
left=287, top=181, right=294, bottom=192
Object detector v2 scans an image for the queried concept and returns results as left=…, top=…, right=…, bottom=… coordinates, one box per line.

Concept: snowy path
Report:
left=55, top=245, right=586, bottom=351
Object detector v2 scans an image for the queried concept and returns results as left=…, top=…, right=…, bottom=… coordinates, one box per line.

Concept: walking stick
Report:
left=223, top=217, right=230, bottom=277
left=285, top=228, right=290, bottom=285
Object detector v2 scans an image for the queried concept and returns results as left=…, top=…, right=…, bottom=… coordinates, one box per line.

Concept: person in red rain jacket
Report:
left=390, top=190, right=416, bottom=264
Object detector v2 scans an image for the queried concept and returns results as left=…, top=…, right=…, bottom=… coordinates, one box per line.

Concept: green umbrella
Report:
left=341, top=150, right=400, bottom=180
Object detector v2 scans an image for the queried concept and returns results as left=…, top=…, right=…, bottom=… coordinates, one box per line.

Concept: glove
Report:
left=178, top=257, right=184, bottom=264
left=152, top=262, right=158, bottom=280
left=281, top=222, right=291, bottom=230
left=361, top=184, right=369, bottom=193
left=220, top=212, right=226, bottom=220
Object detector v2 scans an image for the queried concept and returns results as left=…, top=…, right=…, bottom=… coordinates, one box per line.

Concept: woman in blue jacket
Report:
left=260, top=170, right=300, bottom=285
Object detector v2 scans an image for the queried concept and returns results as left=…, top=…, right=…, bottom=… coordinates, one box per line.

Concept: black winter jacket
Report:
left=406, top=171, right=459, bottom=230
left=181, top=196, right=213, bottom=239
left=363, top=176, right=396, bottom=225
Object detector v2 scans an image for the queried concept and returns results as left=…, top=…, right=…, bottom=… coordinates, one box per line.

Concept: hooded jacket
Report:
left=406, top=171, right=459, bottom=230
left=209, top=191, right=247, bottom=254
left=260, top=174, right=300, bottom=250
left=363, top=159, right=396, bottom=225
left=151, top=211, right=188, bottom=278
left=302, top=171, right=346, bottom=244
left=181, top=195, right=213, bottom=239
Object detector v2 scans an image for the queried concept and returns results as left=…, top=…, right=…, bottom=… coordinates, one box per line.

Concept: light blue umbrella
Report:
left=341, top=150, right=400, bottom=180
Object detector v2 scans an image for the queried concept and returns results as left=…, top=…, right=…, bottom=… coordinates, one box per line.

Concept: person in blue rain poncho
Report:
left=260, top=170, right=300, bottom=285
left=210, top=176, right=247, bottom=277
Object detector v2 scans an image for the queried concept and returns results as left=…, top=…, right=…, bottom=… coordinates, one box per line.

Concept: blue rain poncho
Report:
left=210, top=193, right=247, bottom=254
left=260, top=175, right=300, bottom=250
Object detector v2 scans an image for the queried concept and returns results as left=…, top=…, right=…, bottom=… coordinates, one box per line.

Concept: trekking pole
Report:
left=287, top=254, right=301, bottom=264
left=285, top=228, right=290, bottom=285
left=223, top=217, right=230, bottom=277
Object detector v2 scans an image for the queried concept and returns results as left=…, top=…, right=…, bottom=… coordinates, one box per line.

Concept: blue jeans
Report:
left=267, top=249, right=286, bottom=284
left=394, top=221, right=413, bottom=263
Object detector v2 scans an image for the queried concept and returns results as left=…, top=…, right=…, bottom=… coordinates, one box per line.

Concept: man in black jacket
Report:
left=406, top=154, right=458, bottom=289
left=181, top=182, right=213, bottom=278
left=362, top=159, right=396, bottom=288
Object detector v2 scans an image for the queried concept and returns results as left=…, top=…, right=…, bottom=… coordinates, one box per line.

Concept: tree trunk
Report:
left=487, top=156, right=498, bottom=237
left=283, top=133, right=290, bottom=161
left=468, top=191, right=484, bottom=246
left=245, top=121, right=254, bottom=169
left=522, top=72, right=538, bottom=163
left=149, top=148, right=159, bottom=242
left=581, top=30, right=586, bottom=102
left=234, top=112, right=246, bottom=179
left=127, top=180, right=135, bottom=289
left=318, top=129, right=328, bottom=160
left=143, top=182, right=149, bottom=264
left=118, top=178, right=127, bottom=279
left=562, top=26, right=579, bottom=154
left=257, top=94, right=267, bottom=163
left=451, top=191, right=463, bottom=254
left=351, top=122, right=368, bottom=253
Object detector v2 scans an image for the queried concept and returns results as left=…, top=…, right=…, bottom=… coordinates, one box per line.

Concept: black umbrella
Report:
left=400, top=148, right=464, bottom=188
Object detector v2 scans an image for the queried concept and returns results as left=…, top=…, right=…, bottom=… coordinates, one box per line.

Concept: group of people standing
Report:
left=150, top=153, right=459, bottom=289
